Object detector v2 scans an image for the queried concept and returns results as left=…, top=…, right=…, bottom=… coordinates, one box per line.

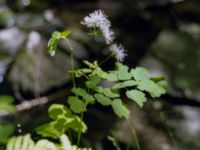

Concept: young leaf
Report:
left=68, top=96, right=86, bottom=113
left=112, top=80, right=138, bottom=89
left=130, top=67, right=149, bottom=81
left=48, top=31, right=61, bottom=56
left=111, top=99, right=130, bottom=119
left=126, top=90, right=147, bottom=108
left=94, top=93, right=112, bottom=106
left=48, top=30, right=71, bottom=56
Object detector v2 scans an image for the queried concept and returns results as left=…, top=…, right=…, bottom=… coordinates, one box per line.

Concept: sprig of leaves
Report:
left=48, top=30, right=71, bottom=56
left=71, top=61, right=167, bottom=119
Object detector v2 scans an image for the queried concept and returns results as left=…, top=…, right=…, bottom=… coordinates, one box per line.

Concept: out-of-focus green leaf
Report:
left=111, top=99, right=130, bottom=119
left=0, top=124, right=14, bottom=144
left=0, top=96, right=16, bottom=113
left=137, top=80, right=166, bottom=98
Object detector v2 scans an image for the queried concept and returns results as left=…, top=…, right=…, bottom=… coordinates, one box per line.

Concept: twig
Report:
left=0, top=89, right=69, bottom=118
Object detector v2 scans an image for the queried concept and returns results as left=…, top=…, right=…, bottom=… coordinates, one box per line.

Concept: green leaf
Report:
left=112, top=80, right=138, bottom=89
left=0, top=96, right=16, bottom=113
left=111, top=99, right=130, bottom=119
left=115, top=63, right=132, bottom=80
left=96, top=87, right=119, bottom=98
left=150, top=76, right=165, bottom=82
left=36, top=104, right=87, bottom=139
left=157, top=80, right=168, bottom=90
left=137, top=80, right=166, bottom=98
left=70, top=116, right=87, bottom=133
left=72, top=88, right=95, bottom=104
left=86, top=74, right=101, bottom=89
left=126, top=90, right=147, bottom=108
left=0, top=124, right=14, bottom=143
left=91, top=67, right=107, bottom=78
left=36, top=122, right=65, bottom=138
left=68, top=96, right=86, bottom=113
left=131, top=67, right=149, bottom=81
left=48, top=104, right=72, bottom=120
left=105, top=73, right=118, bottom=82
left=94, top=94, right=112, bottom=106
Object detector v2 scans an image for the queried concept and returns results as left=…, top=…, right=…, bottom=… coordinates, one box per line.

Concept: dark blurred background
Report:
left=0, top=0, right=200, bottom=149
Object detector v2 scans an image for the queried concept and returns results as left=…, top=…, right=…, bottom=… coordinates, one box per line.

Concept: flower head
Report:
left=110, top=43, right=127, bottom=62
left=81, top=10, right=114, bottom=44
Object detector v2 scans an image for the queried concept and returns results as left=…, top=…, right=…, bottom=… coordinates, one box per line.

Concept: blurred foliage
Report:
left=151, top=29, right=200, bottom=90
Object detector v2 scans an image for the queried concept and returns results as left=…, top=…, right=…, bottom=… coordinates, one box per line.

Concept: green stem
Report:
left=127, top=120, right=141, bottom=150
left=64, top=38, right=76, bottom=88
left=98, top=53, right=114, bottom=66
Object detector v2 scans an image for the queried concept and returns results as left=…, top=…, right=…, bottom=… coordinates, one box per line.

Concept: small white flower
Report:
left=81, top=10, right=114, bottom=44
left=110, top=43, right=127, bottom=62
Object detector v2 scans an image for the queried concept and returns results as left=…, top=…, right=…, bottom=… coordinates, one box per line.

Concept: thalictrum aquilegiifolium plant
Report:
left=6, top=9, right=167, bottom=150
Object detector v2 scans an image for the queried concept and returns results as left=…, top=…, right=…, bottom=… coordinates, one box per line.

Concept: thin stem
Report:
left=64, top=38, right=76, bottom=88
left=126, top=120, right=141, bottom=150
left=98, top=53, right=114, bottom=66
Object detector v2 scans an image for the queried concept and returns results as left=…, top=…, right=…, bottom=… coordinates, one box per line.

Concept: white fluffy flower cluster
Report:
left=81, top=10, right=127, bottom=62
left=81, top=10, right=114, bottom=44
left=109, top=44, right=127, bottom=62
